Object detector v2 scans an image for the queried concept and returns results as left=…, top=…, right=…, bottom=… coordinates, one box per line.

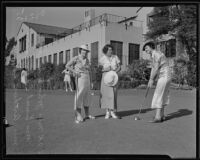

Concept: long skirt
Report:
left=100, top=72, right=118, bottom=110
left=151, top=75, right=171, bottom=109
left=74, top=73, right=91, bottom=110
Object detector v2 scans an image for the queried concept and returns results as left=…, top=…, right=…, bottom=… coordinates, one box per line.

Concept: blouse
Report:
left=99, top=55, right=120, bottom=71
left=151, top=50, right=171, bottom=78
left=66, top=55, right=90, bottom=74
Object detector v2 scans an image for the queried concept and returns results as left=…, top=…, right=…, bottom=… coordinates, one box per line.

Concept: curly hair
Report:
left=142, top=41, right=155, bottom=51
left=102, top=44, right=114, bottom=54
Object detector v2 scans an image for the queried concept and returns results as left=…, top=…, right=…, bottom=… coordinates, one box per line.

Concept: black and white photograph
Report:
left=2, top=2, right=198, bottom=159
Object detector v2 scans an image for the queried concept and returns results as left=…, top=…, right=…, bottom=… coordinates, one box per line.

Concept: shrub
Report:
left=185, top=61, right=196, bottom=87
left=4, top=66, right=23, bottom=89
left=39, top=62, right=55, bottom=80
left=52, top=64, right=65, bottom=89
left=172, top=58, right=196, bottom=88
left=118, top=59, right=150, bottom=89
left=126, top=59, right=150, bottom=83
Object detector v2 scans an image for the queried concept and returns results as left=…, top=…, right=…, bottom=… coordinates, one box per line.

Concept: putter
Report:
left=74, top=75, right=79, bottom=122
left=134, top=86, right=150, bottom=120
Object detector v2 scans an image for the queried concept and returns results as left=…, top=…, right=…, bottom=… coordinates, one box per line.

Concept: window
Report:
left=59, top=51, right=63, bottom=64
left=53, top=53, right=57, bottom=65
left=48, top=55, right=52, bottom=63
left=31, top=56, right=34, bottom=70
left=165, top=39, right=176, bottom=57
left=43, top=56, right=47, bottom=64
left=85, top=10, right=89, bottom=17
left=91, top=41, right=98, bottom=66
left=26, top=57, right=28, bottom=69
left=19, top=35, right=27, bottom=52
left=45, top=38, right=53, bottom=45
left=65, top=50, right=70, bottom=63
left=23, top=58, right=25, bottom=68
left=24, top=35, right=26, bottom=51
left=28, top=57, right=31, bottom=70
left=19, top=39, right=22, bottom=53
left=31, top=34, right=34, bottom=47
left=73, top=47, right=79, bottom=57
left=21, top=59, right=23, bottom=68
left=110, top=41, right=123, bottom=64
left=129, top=43, right=140, bottom=64
left=147, top=14, right=154, bottom=26
left=40, top=57, right=42, bottom=68
left=36, top=58, right=38, bottom=69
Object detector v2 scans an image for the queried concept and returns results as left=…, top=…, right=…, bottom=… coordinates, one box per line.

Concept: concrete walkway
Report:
left=5, top=88, right=196, bottom=158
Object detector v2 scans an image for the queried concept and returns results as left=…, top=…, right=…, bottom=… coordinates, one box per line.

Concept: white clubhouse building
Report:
left=16, top=9, right=143, bottom=71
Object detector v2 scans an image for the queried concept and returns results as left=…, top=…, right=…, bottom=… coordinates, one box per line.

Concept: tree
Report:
left=146, top=5, right=197, bottom=62
left=8, top=54, right=17, bottom=66
left=5, top=37, right=17, bottom=57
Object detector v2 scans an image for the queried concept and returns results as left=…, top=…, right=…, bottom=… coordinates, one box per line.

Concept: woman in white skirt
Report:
left=65, top=44, right=95, bottom=123
left=62, top=68, right=73, bottom=92
left=99, top=44, right=121, bottom=119
left=143, top=42, right=172, bottom=123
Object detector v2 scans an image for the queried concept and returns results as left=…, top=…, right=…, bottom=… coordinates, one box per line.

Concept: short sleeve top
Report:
left=63, top=70, right=70, bottom=76
left=66, top=55, right=90, bottom=74
left=21, top=70, right=27, bottom=78
left=151, top=50, right=171, bottom=78
left=99, top=55, right=120, bottom=71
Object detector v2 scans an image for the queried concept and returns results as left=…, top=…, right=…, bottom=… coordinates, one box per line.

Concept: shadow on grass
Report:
left=117, top=108, right=152, bottom=118
left=95, top=108, right=152, bottom=118
left=5, top=124, right=13, bottom=128
left=34, top=117, right=44, bottom=120
left=165, top=109, right=193, bottom=121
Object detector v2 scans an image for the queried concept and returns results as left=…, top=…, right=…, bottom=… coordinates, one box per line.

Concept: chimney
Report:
left=84, top=9, right=95, bottom=23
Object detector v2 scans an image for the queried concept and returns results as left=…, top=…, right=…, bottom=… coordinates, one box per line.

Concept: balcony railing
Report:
left=66, top=13, right=142, bottom=35
left=36, top=13, right=142, bottom=48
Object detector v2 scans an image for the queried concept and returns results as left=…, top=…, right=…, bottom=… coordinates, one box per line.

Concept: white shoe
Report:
left=110, top=111, right=120, bottom=119
left=66, top=89, right=68, bottom=92
left=105, top=111, right=111, bottom=119
left=75, top=116, right=84, bottom=124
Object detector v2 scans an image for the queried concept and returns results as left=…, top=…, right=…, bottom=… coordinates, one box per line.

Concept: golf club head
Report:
left=134, top=116, right=141, bottom=120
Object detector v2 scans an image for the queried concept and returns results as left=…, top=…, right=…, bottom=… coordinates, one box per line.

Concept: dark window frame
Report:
left=128, top=43, right=140, bottom=64
left=59, top=51, right=64, bottom=64
left=65, top=50, right=70, bottom=63
left=110, top=40, right=123, bottom=65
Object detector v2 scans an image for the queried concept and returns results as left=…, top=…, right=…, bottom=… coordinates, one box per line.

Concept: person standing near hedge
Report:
left=21, top=68, right=28, bottom=91
left=99, top=44, right=121, bottom=119
left=143, top=41, right=172, bottom=123
left=62, top=68, right=73, bottom=92
left=65, top=44, right=95, bottom=123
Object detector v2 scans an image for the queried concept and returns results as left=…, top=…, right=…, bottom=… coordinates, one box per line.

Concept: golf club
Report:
left=75, top=75, right=79, bottom=122
left=134, top=86, right=150, bottom=120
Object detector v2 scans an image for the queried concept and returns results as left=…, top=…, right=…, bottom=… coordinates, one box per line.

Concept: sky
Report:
left=6, top=7, right=140, bottom=40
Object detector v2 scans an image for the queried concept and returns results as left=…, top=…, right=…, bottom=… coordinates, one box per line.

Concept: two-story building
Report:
left=16, top=9, right=143, bottom=71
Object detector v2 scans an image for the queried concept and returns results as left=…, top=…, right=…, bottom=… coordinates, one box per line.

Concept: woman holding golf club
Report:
left=143, top=41, right=172, bottom=123
left=99, top=44, right=121, bottom=119
left=65, top=44, right=95, bottom=123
